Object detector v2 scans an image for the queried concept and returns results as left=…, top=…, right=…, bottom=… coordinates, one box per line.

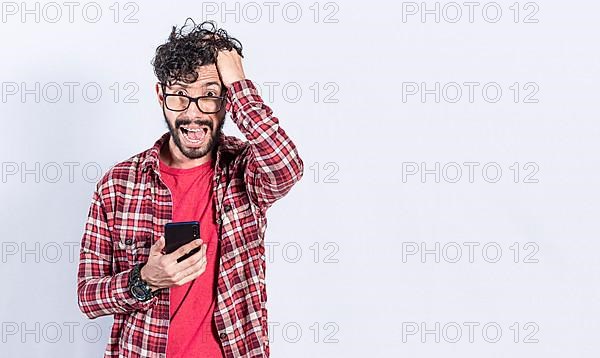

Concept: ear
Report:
left=155, top=82, right=164, bottom=106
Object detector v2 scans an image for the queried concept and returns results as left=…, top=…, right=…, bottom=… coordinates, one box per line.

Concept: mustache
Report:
left=175, top=119, right=213, bottom=131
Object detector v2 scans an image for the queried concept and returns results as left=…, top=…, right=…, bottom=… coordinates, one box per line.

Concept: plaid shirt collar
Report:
left=141, top=131, right=247, bottom=173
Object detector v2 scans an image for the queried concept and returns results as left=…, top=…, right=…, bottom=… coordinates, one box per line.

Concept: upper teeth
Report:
left=183, top=127, right=204, bottom=132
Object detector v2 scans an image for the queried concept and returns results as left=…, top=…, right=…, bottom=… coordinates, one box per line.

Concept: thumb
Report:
left=151, top=236, right=165, bottom=255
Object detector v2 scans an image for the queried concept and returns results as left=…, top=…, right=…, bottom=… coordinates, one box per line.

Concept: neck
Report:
left=159, top=138, right=213, bottom=169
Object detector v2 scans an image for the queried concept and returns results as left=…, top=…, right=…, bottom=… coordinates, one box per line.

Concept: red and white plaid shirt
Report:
left=77, top=79, right=304, bottom=357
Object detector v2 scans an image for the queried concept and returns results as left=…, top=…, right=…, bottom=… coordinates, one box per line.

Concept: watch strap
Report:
left=128, top=263, right=154, bottom=301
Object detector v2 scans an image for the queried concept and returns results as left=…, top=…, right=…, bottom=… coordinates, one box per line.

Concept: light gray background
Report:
left=1, top=0, right=599, bottom=357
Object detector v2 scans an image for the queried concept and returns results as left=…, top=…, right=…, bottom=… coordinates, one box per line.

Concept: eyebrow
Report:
left=170, top=81, right=221, bottom=88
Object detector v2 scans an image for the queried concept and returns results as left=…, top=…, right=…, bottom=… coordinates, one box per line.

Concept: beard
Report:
left=163, top=110, right=225, bottom=160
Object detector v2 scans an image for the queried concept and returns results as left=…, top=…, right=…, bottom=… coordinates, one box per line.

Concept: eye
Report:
left=206, top=91, right=217, bottom=97
left=176, top=90, right=186, bottom=96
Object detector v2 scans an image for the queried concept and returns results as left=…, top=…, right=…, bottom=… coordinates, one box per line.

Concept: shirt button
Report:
left=219, top=333, right=227, bottom=340
left=125, top=239, right=133, bottom=245
left=224, top=204, right=232, bottom=212
left=216, top=218, right=222, bottom=225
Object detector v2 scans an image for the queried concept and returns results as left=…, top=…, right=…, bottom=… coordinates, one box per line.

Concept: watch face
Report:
left=131, top=284, right=149, bottom=300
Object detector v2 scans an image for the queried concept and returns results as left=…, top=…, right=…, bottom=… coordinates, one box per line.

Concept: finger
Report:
left=173, top=259, right=207, bottom=287
left=175, top=255, right=207, bottom=282
left=174, top=243, right=207, bottom=270
left=165, top=239, right=203, bottom=263
left=150, top=236, right=165, bottom=255
left=171, top=246, right=207, bottom=282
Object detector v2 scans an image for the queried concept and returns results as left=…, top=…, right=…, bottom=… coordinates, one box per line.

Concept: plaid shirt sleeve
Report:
left=77, top=184, right=158, bottom=319
left=226, top=79, right=304, bottom=210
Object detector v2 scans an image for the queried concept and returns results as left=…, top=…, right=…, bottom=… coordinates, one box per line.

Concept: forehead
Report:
left=169, top=64, right=221, bottom=89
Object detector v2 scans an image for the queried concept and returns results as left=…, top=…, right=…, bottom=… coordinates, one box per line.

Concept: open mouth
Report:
left=180, top=125, right=209, bottom=145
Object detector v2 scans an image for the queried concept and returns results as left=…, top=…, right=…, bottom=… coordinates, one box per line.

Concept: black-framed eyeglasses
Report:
left=161, top=84, right=227, bottom=114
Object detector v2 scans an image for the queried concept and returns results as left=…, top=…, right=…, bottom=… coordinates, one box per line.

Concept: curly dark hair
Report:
left=152, top=18, right=243, bottom=86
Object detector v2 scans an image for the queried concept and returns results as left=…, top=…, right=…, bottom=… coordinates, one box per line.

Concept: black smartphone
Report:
left=164, top=221, right=201, bottom=263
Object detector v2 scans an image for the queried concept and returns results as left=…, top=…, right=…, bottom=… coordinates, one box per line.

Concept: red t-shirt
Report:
left=159, top=158, right=224, bottom=358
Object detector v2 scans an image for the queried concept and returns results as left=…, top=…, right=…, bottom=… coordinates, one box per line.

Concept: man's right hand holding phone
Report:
left=140, top=237, right=207, bottom=292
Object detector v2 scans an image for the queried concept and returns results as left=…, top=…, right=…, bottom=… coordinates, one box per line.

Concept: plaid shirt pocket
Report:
left=113, top=231, right=153, bottom=271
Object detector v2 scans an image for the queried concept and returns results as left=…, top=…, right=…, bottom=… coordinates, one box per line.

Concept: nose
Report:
left=185, top=99, right=209, bottom=119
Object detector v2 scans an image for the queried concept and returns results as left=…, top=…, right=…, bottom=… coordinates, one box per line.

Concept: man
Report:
left=77, top=19, right=303, bottom=358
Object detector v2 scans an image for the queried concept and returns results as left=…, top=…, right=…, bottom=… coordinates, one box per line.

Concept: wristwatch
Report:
left=128, top=263, right=155, bottom=302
